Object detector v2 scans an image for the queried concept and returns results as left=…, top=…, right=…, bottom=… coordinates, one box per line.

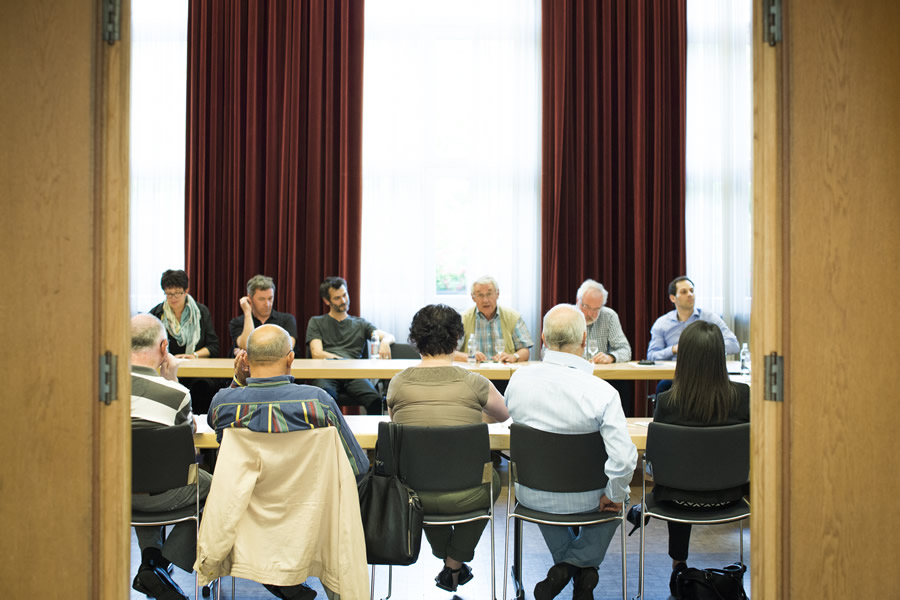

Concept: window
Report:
left=685, top=0, right=753, bottom=344
left=360, top=0, right=542, bottom=345
left=129, top=0, right=189, bottom=313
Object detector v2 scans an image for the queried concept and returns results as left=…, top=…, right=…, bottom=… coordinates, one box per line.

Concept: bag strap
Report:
left=388, top=422, right=405, bottom=482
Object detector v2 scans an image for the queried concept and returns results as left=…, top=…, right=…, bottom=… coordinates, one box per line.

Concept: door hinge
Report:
left=99, top=351, right=118, bottom=405
left=763, top=0, right=782, bottom=47
left=102, top=0, right=121, bottom=45
left=764, top=352, right=784, bottom=402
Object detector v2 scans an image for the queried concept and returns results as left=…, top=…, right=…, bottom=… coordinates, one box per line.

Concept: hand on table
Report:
left=591, top=352, right=614, bottom=364
left=378, top=342, right=392, bottom=360
left=496, top=351, right=519, bottom=364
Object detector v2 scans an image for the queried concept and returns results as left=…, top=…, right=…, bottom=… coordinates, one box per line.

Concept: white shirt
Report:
left=505, top=350, right=637, bottom=512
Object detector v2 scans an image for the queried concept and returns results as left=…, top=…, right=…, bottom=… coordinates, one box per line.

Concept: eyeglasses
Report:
left=165, top=290, right=186, bottom=298
left=473, top=292, right=498, bottom=300
left=580, top=303, right=602, bottom=314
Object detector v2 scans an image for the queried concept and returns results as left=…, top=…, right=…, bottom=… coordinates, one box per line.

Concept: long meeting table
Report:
left=193, top=414, right=654, bottom=451
left=176, top=357, right=677, bottom=381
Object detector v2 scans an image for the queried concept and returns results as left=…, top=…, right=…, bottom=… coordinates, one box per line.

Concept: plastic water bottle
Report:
left=369, top=332, right=380, bottom=360
left=467, top=334, right=477, bottom=364
left=740, top=343, right=751, bottom=375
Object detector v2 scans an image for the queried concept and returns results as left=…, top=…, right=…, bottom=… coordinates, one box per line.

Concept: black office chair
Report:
left=131, top=424, right=205, bottom=599
left=388, top=342, right=420, bottom=359
left=636, top=422, right=751, bottom=600
left=503, top=423, right=628, bottom=600
left=372, top=422, right=496, bottom=600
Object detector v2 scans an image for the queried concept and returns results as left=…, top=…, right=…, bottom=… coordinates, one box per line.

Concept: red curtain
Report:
left=185, top=0, right=364, bottom=355
left=541, top=0, right=686, bottom=414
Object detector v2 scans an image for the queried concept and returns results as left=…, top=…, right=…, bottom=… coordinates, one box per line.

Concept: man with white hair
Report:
left=575, top=279, right=632, bottom=364
left=454, top=275, right=533, bottom=364
left=130, top=314, right=212, bottom=600
left=506, top=304, right=637, bottom=600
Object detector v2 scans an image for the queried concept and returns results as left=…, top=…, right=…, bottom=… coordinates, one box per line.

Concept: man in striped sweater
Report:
left=131, top=314, right=212, bottom=600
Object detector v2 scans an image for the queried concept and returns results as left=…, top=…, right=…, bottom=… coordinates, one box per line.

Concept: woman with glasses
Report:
left=149, top=269, right=220, bottom=412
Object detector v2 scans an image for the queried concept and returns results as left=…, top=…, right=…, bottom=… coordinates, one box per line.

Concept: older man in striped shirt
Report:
left=575, top=279, right=632, bottom=364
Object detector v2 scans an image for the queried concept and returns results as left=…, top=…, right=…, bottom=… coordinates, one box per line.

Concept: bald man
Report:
left=209, top=324, right=368, bottom=476
left=506, top=304, right=637, bottom=600
left=130, top=314, right=211, bottom=600
left=207, top=324, right=369, bottom=600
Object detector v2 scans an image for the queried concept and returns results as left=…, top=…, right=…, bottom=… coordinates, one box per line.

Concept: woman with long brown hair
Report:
left=652, top=320, right=750, bottom=593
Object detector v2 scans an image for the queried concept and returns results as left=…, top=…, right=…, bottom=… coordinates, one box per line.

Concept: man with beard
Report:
left=306, top=276, right=395, bottom=414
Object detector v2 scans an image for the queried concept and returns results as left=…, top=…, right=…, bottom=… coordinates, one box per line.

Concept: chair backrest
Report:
left=377, top=421, right=491, bottom=492
left=509, top=423, right=609, bottom=493
left=645, top=422, right=750, bottom=491
left=132, top=424, right=197, bottom=494
left=389, top=343, right=420, bottom=359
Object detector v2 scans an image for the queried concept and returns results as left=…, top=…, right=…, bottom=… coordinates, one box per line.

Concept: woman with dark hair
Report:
left=149, top=269, right=220, bottom=412
left=652, top=320, right=750, bottom=593
left=386, top=303, right=509, bottom=593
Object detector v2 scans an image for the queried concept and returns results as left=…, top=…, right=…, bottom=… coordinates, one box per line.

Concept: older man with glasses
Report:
left=574, top=279, right=632, bottom=365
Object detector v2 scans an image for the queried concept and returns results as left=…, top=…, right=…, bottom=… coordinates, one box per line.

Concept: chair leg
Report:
left=370, top=564, right=394, bottom=600
left=638, top=510, right=646, bottom=600
left=620, top=512, right=627, bottom=600
left=489, top=512, right=496, bottom=600
left=739, top=519, right=745, bottom=564
left=502, top=515, right=512, bottom=600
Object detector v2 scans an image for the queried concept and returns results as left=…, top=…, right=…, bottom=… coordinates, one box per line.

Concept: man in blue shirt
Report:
left=506, top=304, right=637, bottom=600
left=647, top=276, right=740, bottom=361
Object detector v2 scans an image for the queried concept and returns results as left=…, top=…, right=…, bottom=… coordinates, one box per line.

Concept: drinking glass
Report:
left=586, top=340, right=600, bottom=361
left=494, top=338, right=506, bottom=361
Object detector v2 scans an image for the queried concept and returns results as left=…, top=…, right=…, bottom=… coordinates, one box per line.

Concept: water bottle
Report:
left=370, top=332, right=380, bottom=360
left=467, top=334, right=477, bottom=364
left=740, top=342, right=751, bottom=375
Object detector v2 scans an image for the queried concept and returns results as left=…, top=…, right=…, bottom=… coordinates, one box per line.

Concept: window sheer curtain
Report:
left=360, top=0, right=541, bottom=348
left=129, top=0, right=189, bottom=313
left=685, top=0, right=752, bottom=345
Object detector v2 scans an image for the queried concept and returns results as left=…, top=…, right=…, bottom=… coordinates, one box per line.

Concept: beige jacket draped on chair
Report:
left=195, top=427, right=368, bottom=599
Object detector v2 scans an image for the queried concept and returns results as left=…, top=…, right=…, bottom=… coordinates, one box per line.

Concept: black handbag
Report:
left=675, top=562, right=748, bottom=600
left=357, top=423, right=424, bottom=565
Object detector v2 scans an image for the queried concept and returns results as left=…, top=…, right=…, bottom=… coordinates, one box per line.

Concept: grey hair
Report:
left=542, top=304, right=587, bottom=352
left=131, top=314, right=166, bottom=351
left=246, top=274, right=275, bottom=296
left=247, top=325, right=292, bottom=362
left=576, top=279, right=608, bottom=306
left=471, top=275, right=499, bottom=295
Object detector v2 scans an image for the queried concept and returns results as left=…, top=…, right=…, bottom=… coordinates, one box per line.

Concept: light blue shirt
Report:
left=647, top=308, right=740, bottom=361
left=505, top=350, right=637, bottom=512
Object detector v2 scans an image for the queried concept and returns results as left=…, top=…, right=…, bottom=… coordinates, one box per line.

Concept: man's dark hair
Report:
left=668, top=276, right=694, bottom=297
left=320, top=276, right=348, bottom=299
left=160, top=269, right=189, bottom=291
left=408, top=304, right=464, bottom=357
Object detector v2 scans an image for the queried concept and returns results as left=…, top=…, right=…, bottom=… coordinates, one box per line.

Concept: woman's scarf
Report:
left=161, top=294, right=202, bottom=354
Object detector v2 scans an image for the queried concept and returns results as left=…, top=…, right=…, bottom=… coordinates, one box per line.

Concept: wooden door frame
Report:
left=751, top=0, right=789, bottom=597
left=95, top=0, right=132, bottom=596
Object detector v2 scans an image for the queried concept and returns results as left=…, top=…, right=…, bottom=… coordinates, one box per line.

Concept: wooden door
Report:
left=753, top=1, right=900, bottom=597
left=0, top=0, right=131, bottom=597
